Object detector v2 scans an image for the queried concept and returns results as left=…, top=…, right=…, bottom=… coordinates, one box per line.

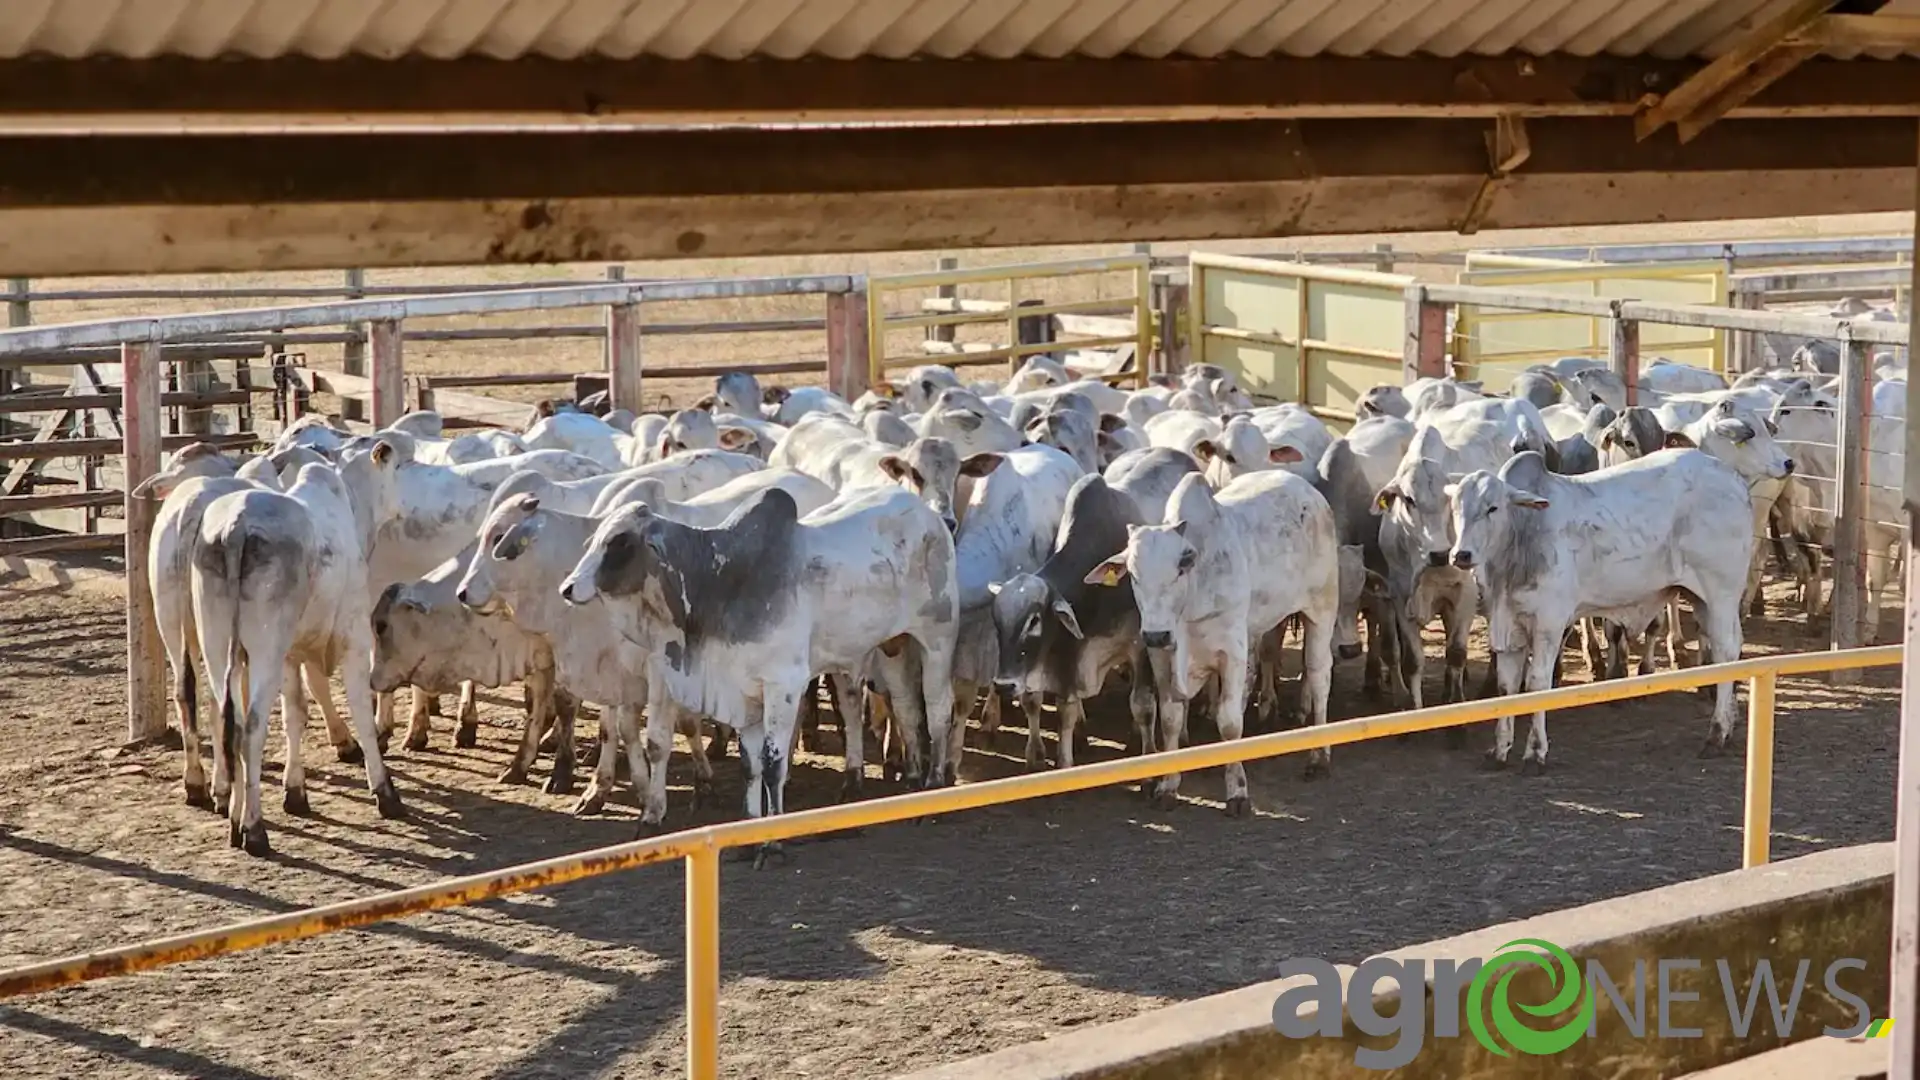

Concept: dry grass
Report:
left=19, top=211, right=1913, bottom=416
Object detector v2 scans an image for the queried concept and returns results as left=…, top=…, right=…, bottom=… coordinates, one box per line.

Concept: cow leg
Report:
left=1699, top=600, right=1745, bottom=756
left=278, top=661, right=313, bottom=817
left=1486, top=648, right=1527, bottom=768
left=830, top=674, right=867, bottom=801
left=746, top=683, right=803, bottom=866
left=1055, top=696, right=1087, bottom=769
left=403, top=689, right=433, bottom=752
left=1362, top=599, right=1391, bottom=698
left=678, top=711, right=715, bottom=809
left=977, top=685, right=1001, bottom=736
left=1745, top=549, right=1768, bottom=619
left=919, top=640, right=961, bottom=790
left=1396, top=608, right=1425, bottom=712
left=233, top=655, right=286, bottom=857
left=340, top=646, right=405, bottom=820
left=176, top=651, right=212, bottom=809
left=865, top=684, right=905, bottom=783
left=1663, top=599, right=1686, bottom=669
left=1518, top=630, right=1560, bottom=774
left=1147, top=649, right=1187, bottom=808
left=300, top=663, right=356, bottom=763
left=1126, top=649, right=1157, bottom=757
left=798, top=676, right=823, bottom=753
left=1299, top=612, right=1335, bottom=778
left=1253, top=627, right=1283, bottom=728
left=1218, top=642, right=1253, bottom=816
left=374, top=689, right=397, bottom=750
left=454, top=682, right=479, bottom=748
left=544, top=686, right=578, bottom=796
left=500, top=674, right=554, bottom=787
left=632, top=691, right=676, bottom=837
left=1441, top=603, right=1470, bottom=747
left=872, top=650, right=927, bottom=787
left=1022, top=691, right=1048, bottom=771
left=572, top=704, right=623, bottom=815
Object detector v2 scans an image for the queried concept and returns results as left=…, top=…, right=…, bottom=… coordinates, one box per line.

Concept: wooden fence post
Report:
left=122, top=339, right=168, bottom=745
left=931, top=256, right=958, bottom=345
left=340, top=269, right=366, bottom=423
left=1402, top=286, right=1449, bottom=383
left=5, top=278, right=26, bottom=395
left=602, top=265, right=626, bottom=371
left=1152, top=273, right=1190, bottom=376
left=369, top=319, right=405, bottom=429
left=1609, top=315, right=1640, bottom=406
left=1830, top=333, right=1872, bottom=682
left=1371, top=242, right=1396, bottom=275
left=1888, top=135, right=1920, bottom=1080
left=825, top=289, right=869, bottom=401
left=608, top=300, right=643, bottom=415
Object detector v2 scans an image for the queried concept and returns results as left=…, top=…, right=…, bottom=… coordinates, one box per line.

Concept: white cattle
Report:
left=457, top=497, right=710, bottom=826
left=1447, top=450, right=1755, bottom=769
left=603, top=467, right=837, bottom=527
left=1192, top=414, right=1283, bottom=487
left=370, top=546, right=577, bottom=793
left=918, top=388, right=1026, bottom=457
left=769, top=414, right=900, bottom=493
left=711, top=371, right=853, bottom=426
left=898, top=364, right=964, bottom=412
left=1770, top=398, right=1907, bottom=640
left=862, top=408, right=918, bottom=447
left=1356, top=377, right=1485, bottom=421
left=561, top=486, right=962, bottom=845
left=1638, top=358, right=1728, bottom=403
left=1143, top=410, right=1221, bottom=458
left=1005, top=355, right=1073, bottom=395
left=1372, top=425, right=1477, bottom=714
left=585, top=449, right=768, bottom=516
left=522, top=411, right=640, bottom=471
left=190, top=464, right=405, bottom=856
left=1086, top=469, right=1339, bottom=813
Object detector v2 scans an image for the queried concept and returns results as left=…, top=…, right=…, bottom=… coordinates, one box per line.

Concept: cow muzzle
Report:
left=1451, top=551, right=1475, bottom=569
left=1426, top=550, right=1449, bottom=568
left=1141, top=629, right=1175, bottom=650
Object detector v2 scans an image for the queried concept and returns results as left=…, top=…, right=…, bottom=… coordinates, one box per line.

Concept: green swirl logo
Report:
left=1466, top=938, right=1595, bottom=1058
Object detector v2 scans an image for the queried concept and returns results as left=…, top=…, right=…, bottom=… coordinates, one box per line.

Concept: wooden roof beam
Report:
left=1636, top=0, right=1840, bottom=143
left=1792, top=13, right=1920, bottom=49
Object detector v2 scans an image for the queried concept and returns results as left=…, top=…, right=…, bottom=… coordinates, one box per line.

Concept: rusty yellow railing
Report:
left=0, top=644, right=1900, bottom=1078
left=866, top=254, right=1153, bottom=385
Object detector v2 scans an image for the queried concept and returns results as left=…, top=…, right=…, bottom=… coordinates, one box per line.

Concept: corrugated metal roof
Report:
left=3, top=0, right=1917, bottom=62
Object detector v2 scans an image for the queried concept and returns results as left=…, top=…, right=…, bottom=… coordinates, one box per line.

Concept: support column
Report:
left=340, top=269, right=366, bottom=423
left=1609, top=315, right=1640, bottom=407
left=1830, top=333, right=1871, bottom=682
left=369, top=319, right=404, bottom=429
left=1401, top=286, right=1449, bottom=383
left=824, top=289, right=869, bottom=402
left=1888, top=120, right=1920, bottom=1080
left=121, top=339, right=167, bottom=745
left=608, top=300, right=643, bottom=416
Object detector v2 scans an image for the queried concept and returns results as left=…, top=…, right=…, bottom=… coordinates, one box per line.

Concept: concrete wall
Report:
left=899, top=844, right=1892, bottom=1080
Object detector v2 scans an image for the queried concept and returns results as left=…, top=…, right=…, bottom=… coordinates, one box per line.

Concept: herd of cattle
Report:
left=127, top=333, right=1900, bottom=859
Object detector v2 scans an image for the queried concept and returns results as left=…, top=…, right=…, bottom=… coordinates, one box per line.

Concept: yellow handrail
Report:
left=0, top=644, right=1901, bottom=1080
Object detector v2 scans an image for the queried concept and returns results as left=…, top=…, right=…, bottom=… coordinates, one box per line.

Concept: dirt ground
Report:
left=0, top=575, right=1901, bottom=1080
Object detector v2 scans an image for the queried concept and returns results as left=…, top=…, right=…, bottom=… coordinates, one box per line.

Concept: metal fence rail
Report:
left=0, top=643, right=1898, bottom=1080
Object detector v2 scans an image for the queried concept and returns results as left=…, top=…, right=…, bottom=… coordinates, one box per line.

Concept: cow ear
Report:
left=1192, top=439, right=1220, bottom=462
left=1051, top=595, right=1085, bottom=640
left=1509, top=490, right=1550, bottom=509
left=717, top=426, right=758, bottom=451
left=960, top=452, right=1003, bottom=478
left=1171, top=519, right=1190, bottom=538
left=371, top=439, right=398, bottom=466
left=1098, top=413, right=1128, bottom=433
left=1371, top=487, right=1398, bottom=515
left=1664, top=431, right=1696, bottom=450
left=762, top=386, right=791, bottom=405
left=1764, top=415, right=1779, bottom=436
left=397, top=595, right=428, bottom=613
left=878, top=455, right=912, bottom=483
left=1600, top=431, right=1616, bottom=450
left=950, top=411, right=983, bottom=433
left=691, top=394, right=718, bottom=412
left=1083, top=558, right=1128, bottom=587
left=870, top=382, right=899, bottom=399
left=1270, top=445, right=1304, bottom=464
left=986, top=582, right=1002, bottom=596
left=1442, top=482, right=1461, bottom=501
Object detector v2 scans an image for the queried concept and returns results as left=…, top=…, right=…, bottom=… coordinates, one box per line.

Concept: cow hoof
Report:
left=242, top=822, right=271, bottom=858
left=751, top=842, right=788, bottom=871
left=496, top=765, right=529, bottom=786
left=1224, top=796, right=1252, bottom=819
left=1520, top=757, right=1550, bottom=777
left=213, top=794, right=231, bottom=817
left=334, top=742, right=364, bottom=765
left=1150, top=789, right=1180, bottom=812
left=570, top=793, right=605, bottom=816
left=1482, top=751, right=1511, bottom=771
left=376, top=730, right=392, bottom=755
left=404, top=730, right=430, bottom=753
left=228, top=820, right=243, bottom=849
left=282, top=787, right=312, bottom=816
left=542, top=771, right=575, bottom=797
left=537, top=730, right=559, bottom=755
left=454, top=724, right=479, bottom=750
left=882, top=762, right=904, bottom=784
left=632, top=819, right=667, bottom=841
left=1303, top=758, right=1331, bottom=781
left=839, top=774, right=864, bottom=803
left=374, top=779, right=407, bottom=820
left=1698, top=738, right=1726, bottom=760
left=184, top=783, right=214, bottom=810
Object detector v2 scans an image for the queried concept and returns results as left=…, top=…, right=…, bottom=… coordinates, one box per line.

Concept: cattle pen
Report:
left=0, top=255, right=1915, bottom=1078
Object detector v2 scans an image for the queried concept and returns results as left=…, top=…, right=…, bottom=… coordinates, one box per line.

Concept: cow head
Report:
left=1086, top=520, right=1195, bottom=652
left=986, top=573, right=1080, bottom=695
left=1675, top=401, right=1795, bottom=483
left=1374, top=433, right=1455, bottom=568
left=130, top=441, right=238, bottom=500
left=712, top=371, right=762, bottom=418
left=1446, top=470, right=1548, bottom=571
left=458, top=493, right=547, bottom=613
left=878, top=437, right=998, bottom=534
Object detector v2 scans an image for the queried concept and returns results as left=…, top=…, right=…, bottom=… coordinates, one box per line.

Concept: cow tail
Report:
left=218, top=525, right=248, bottom=771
